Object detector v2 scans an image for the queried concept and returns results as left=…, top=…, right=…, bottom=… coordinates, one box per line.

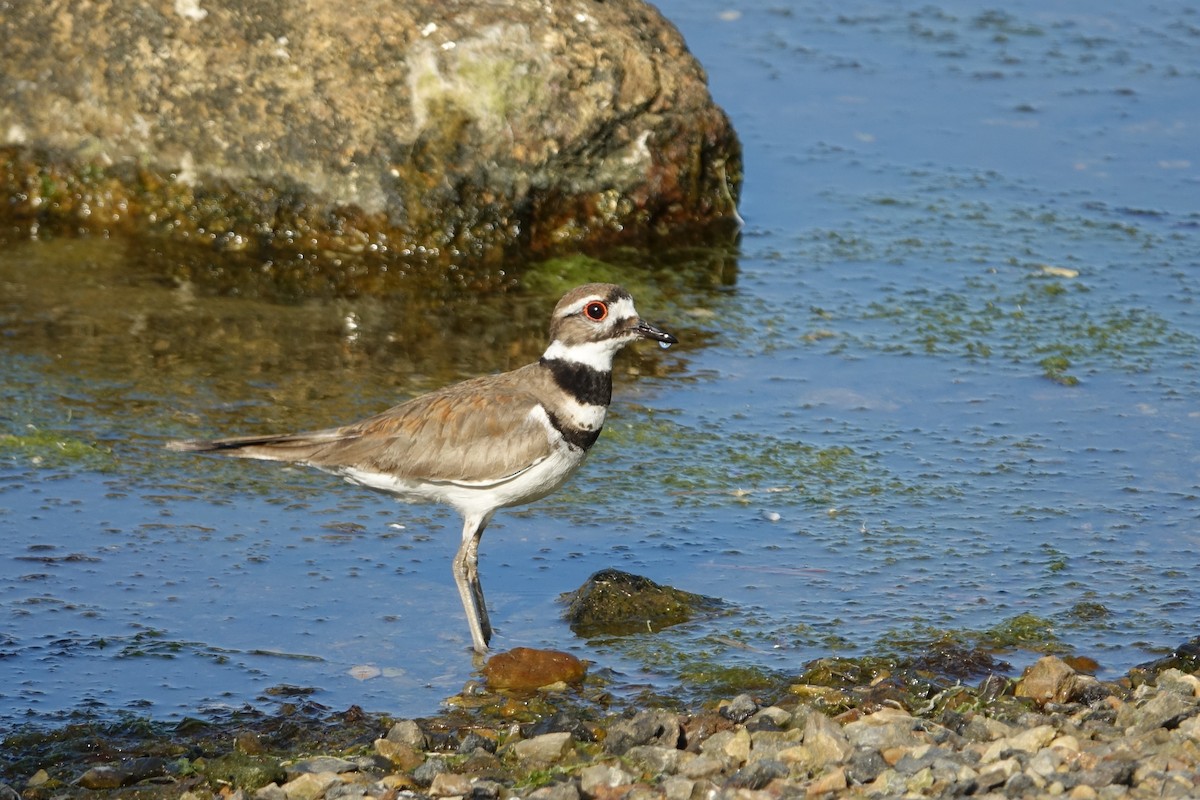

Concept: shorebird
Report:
left=167, top=283, right=677, bottom=653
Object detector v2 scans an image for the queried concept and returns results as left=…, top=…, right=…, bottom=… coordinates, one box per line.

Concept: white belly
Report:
left=337, top=444, right=588, bottom=518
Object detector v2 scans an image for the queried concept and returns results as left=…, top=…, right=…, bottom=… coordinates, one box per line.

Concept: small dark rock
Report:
left=286, top=756, right=358, bottom=778
left=326, top=785, right=369, bottom=799
left=603, top=709, right=684, bottom=755
left=682, top=710, right=735, bottom=753
left=1132, top=635, right=1200, bottom=677
left=912, top=639, right=1012, bottom=681
left=263, top=684, right=317, bottom=697
left=720, top=694, right=759, bottom=724
left=1004, top=772, right=1036, bottom=796
left=526, top=710, right=595, bottom=742
left=1065, top=759, right=1136, bottom=789
left=894, top=746, right=954, bottom=776
left=458, top=731, right=500, bottom=754
left=845, top=747, right=888, bottom=784
left=411, top=756, right=449, bottom=787
left=726, top=758, right=788, bottom=790
left=527, top=780, right=582, bottom=800
left=468, top=780, right=502, bottom=800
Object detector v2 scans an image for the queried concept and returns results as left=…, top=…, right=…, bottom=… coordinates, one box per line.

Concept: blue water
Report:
left=2, top=0, right=1198, bottom=727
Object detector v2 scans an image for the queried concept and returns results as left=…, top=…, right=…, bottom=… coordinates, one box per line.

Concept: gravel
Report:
left=4, top=656, right=1199, bottom=799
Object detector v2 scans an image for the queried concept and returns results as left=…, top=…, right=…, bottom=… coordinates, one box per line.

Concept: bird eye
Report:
left=584, top=301, right=608, bottom=321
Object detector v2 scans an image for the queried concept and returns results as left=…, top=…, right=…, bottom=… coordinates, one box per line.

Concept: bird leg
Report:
left=453, top=512, right=493, bottom=653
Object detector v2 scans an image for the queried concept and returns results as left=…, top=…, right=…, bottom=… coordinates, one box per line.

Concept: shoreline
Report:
left=3, top=651, right=1198, bottom=799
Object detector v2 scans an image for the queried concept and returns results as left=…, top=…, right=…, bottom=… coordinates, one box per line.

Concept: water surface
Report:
left=2, top=0, right=1198, bottom=727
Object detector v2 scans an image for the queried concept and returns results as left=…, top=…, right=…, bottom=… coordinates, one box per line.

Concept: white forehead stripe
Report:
left=560, top=294, right=639, bottom=322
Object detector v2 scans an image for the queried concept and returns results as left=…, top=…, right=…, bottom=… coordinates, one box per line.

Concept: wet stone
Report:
left=1116, top=689, right=1196, bottom=733
left=527, top=781, right=581, bottom=800
left=720, top=694, right=760, bottom=724
left=483, top=647, right=586, bottom=690
left=76, top=757, right=169, bottom=790
left=458, top=731, right=499, bottom=754
left=509, top=731, right=574, bottom=764
left=202, top=752, right=287, bottom=791
left=563, top=569, right=723, bottom=638
left=963, top=714, right=1016, bottom=743
left=843, top=709, right=925, bottom=752
left=386, top=719, right=429, bottom=749
left=802, top=709, right=853, bottom=765
left=235, top=730, right=267, bottom=755
left=579, top=763, right=637, bottom=796
left=604, top=709, right=684, bottom=755
left=412, top=757, right=450, bottom=787
left=1156, top=668, right=1200, bottom=698
left=280, top=771, right=342, bottom=800
left=286, top=756, right=358, bottom=777
left=699, top=726, right=751, bottom=766
left=745, top=729, right=803, bottom=762
left=679, top=754, right=728, bottom=780
left=429, top=772, right=474, bottom=797
left=750, top=706, right=793, bottom=729
left=375, top=739, right=425, bottom=770
left=845, top=747, right=888, bottom=784
left=806, top=766, right=847, bottom=796
left=527, top=709, right=596, bottom=742
left=725, top=757, right=788, bottom=790
left=661, top=776, right=697, bottom=800
left=1017, top=656, right=1083, bottom=706
left=254, top=784, right=287, bottom=800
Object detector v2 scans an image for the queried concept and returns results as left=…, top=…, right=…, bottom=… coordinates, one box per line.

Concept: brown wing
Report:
left=169, top=374, right=555, bottom=484
left=314, top=381, right=555, bottom=483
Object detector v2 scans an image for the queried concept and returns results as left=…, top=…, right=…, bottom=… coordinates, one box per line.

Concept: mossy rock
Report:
left=562, top=569, right=723, bottom=638
left=196, top=751, right=286, bottom=791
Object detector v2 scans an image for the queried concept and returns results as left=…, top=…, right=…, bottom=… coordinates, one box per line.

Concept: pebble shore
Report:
left=5, top=655, right=1200, bottom=799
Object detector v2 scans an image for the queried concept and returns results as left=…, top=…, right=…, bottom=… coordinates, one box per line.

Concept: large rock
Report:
left=0, top=0, right=741, bottom=266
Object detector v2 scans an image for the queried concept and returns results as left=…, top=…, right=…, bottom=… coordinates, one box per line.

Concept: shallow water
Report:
left=2, top=0, right=1199, bottom=727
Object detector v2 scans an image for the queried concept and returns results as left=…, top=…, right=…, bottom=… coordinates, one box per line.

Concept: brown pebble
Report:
left=1016, top=655, right=1080, bottom=705
left=482, top=647, right=586, bottom=690
left=375, top=739, right=426, bottom=771
left=234, top=730, right=266, bottom=755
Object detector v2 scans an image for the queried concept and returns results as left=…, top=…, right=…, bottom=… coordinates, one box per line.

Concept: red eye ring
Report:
left=584, top=301, right=608, bottom=321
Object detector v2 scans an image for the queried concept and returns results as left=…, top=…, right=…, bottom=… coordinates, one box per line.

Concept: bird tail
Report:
left=165, top=429, right=350, bottom=463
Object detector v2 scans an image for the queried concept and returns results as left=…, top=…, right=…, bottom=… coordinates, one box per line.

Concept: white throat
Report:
left=542, top=337, right=626, bottom=371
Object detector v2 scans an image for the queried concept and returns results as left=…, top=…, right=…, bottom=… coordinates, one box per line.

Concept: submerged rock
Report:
left=0, top=0, right=740, bottom=267
left=75, top=758, right=170, bottom=790
left=562, top=568, right=723, bottom=638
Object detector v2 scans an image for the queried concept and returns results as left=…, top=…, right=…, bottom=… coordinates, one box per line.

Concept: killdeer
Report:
left=167, top=283, right=677, bottom=653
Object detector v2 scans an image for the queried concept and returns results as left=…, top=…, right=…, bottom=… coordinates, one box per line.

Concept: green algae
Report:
left=0, top=427, right=114, bottom=471
left=863, top=275, right=1184, bottom=384
left=981, top=613, right=1064, bottom=652
left=877, top=613, right=1066, bottom=664
left=570, top=414, right=933, bottom=518
left=0, top=704, right=377, bottom=795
